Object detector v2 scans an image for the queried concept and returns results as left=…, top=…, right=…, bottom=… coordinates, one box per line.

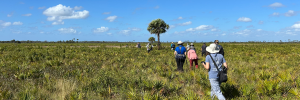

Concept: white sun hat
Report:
left=177, top=41, right=183, bottom=44
left=206, top=43, right=220, bottom=53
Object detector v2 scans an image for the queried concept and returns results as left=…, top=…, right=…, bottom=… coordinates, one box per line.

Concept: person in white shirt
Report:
left=146, top=43, right=153, bottom=53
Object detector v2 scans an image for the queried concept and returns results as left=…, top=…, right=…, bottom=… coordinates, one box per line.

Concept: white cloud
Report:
left=178, top=17, right=183, bottom=19
left=291, top=23, right=300, bottom=28
left=169, top=25, right=176, bottom=29
left=107, top=33, right=112, bottom=35
left=195, top=25, right=214, bottom=30
left=154, top=5, right=159, bottom=9
left=186, top=28, right=195, bottom=32
left=52, top=21, right=64, bottom=25
left=233, top=26, right=242, bottom=29
left=13, top=21, right=23, bottom=25
left=173, top=31, right=185, bottom=35
left=120, top=30, right=131, bottom=35
left=295, top=29, right=300, bottom=31
left=7, top=13, right=13, bottom=17
left=40, top=31, right=44, bottom=34
left=102, top=12, right=111, bottom=15
left=237, top=17, right=252, bottom=22
left=38, top=6, right=46, bottom=9
left=41, top=21, right=45, bottom=24
left=257, top=29, right=262, bottom=31
left=211, top=28, right=218, bottom=31
left=105, top=16, right=117, bottom=22
left=178, top=21, right=192, bottom=26
left=185, top=25, right=215, bottom=32
left=58, top=28, right=77, bottom=34
left=29, top=6, right=34, bottom=9
left=284, top=10, right=297, bottom=17
left=272, top=12, right=280, bottom=16
left=43, top=4, right=89, bottom=23
left=221, top=33, right=226, bottom=36
left=73, top=6, right=83, bottom=10
left=243, top=29, right=250, bottom=32
left=43, top=4, right=73, bottom=16
left=22, top=13, right=32, bottom=16
left=93, top=27, right=109, bottom=33
left=128, top=27, right=141, bottom=31
left=231, top=29, right=252, bottom=36
left=268, top=2, right=284, bottom=8
left=258, top=21, right=264, bottom=24
left=1, top=22, right=11, bottom=27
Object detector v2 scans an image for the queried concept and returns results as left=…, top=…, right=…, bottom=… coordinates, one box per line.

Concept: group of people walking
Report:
left=173, top=40, right=227, bottom=100
left=135, top=40, right=227, bottom=99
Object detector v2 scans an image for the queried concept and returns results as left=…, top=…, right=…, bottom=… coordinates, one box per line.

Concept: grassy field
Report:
left=0, top=43, right=300, bottom=99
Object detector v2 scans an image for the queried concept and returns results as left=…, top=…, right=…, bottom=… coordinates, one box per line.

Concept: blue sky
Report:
left=1, top=0, right=300, bottom=42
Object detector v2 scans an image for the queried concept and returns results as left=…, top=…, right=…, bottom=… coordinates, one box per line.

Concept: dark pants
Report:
left=189, top=59, right=198, bottom=69
left=202, top=52, right=205, bottom=57
left=176, top=58, right=185, bottom=71
left=148, top=50, right=150, bottom=53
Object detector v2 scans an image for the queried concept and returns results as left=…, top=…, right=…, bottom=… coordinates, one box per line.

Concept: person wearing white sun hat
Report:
left=201, top=43, right=228, bottom=100
left=174, top=41, right=186, bottom=71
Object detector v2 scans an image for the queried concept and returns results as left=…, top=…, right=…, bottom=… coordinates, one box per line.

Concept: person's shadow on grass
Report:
left=221, top=83, right=241, bottom=99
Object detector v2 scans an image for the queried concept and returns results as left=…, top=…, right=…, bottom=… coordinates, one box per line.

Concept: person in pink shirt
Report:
left=188, top=46, right=198, bottom=69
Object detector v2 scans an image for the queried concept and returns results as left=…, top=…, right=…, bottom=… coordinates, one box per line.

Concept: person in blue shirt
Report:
left=201, top=43, right=228, bottom=100
left=171, top=42, right=175, bottom=50
left=173, top=41, right=186, bottom=71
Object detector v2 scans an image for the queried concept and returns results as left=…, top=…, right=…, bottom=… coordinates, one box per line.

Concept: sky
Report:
left=0, top=0, right=300, bottom=42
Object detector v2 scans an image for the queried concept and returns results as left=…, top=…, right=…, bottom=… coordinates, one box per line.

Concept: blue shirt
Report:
left=175, top=45, right=186, bottom=54
left=205, top=53, right=226, bottom=79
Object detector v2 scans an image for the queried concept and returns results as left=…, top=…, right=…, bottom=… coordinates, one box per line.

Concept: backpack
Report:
left=176, top=46, right=186, bottom=59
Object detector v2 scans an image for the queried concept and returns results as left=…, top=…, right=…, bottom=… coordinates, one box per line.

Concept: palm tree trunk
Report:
left=157, top=33, right=160, bottom=50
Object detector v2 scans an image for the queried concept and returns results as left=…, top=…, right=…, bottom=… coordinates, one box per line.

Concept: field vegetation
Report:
left=0, top=43, right=300, bottom=99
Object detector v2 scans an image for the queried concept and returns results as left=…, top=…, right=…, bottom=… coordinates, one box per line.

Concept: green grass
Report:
left=0, top=43, right=299, bottom=99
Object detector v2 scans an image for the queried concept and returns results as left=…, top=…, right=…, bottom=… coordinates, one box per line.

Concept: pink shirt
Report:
left=188, top=49, right=198, bottom=60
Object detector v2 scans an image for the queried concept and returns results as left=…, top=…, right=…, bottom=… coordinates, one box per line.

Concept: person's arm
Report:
left=202, top=62, right=210, bottom=70
left=223, top=62, right=228, bottom=68
left=202, top=56, right=210, bottom=70
left=174, top=51, right=177, bottom=56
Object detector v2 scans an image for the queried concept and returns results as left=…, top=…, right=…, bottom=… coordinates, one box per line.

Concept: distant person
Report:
left=201, top=43, right=228, bottom=100
left=188, top=46, right=198, bottom=69
left=171, top=42, right=175, bottom=50
left=214, top=40, right=224, bottom=56
left=190, top=43, right=196, bottom=52
left=186, top=43, right=190, bottom=51
left=126, top=44, right=129, bottom=48
left=201, top=43, right=207, bottom=57
left=136, top=42, right=141, bottom=48
left=146, top=43, right=153, bottom=53
left=174, top=41, right=186, bottom=71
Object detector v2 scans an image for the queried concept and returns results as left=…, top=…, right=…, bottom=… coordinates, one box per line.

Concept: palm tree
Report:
left=147, top=19, right=169, bottom=50
left=148, top=37, right=155, bottom=43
